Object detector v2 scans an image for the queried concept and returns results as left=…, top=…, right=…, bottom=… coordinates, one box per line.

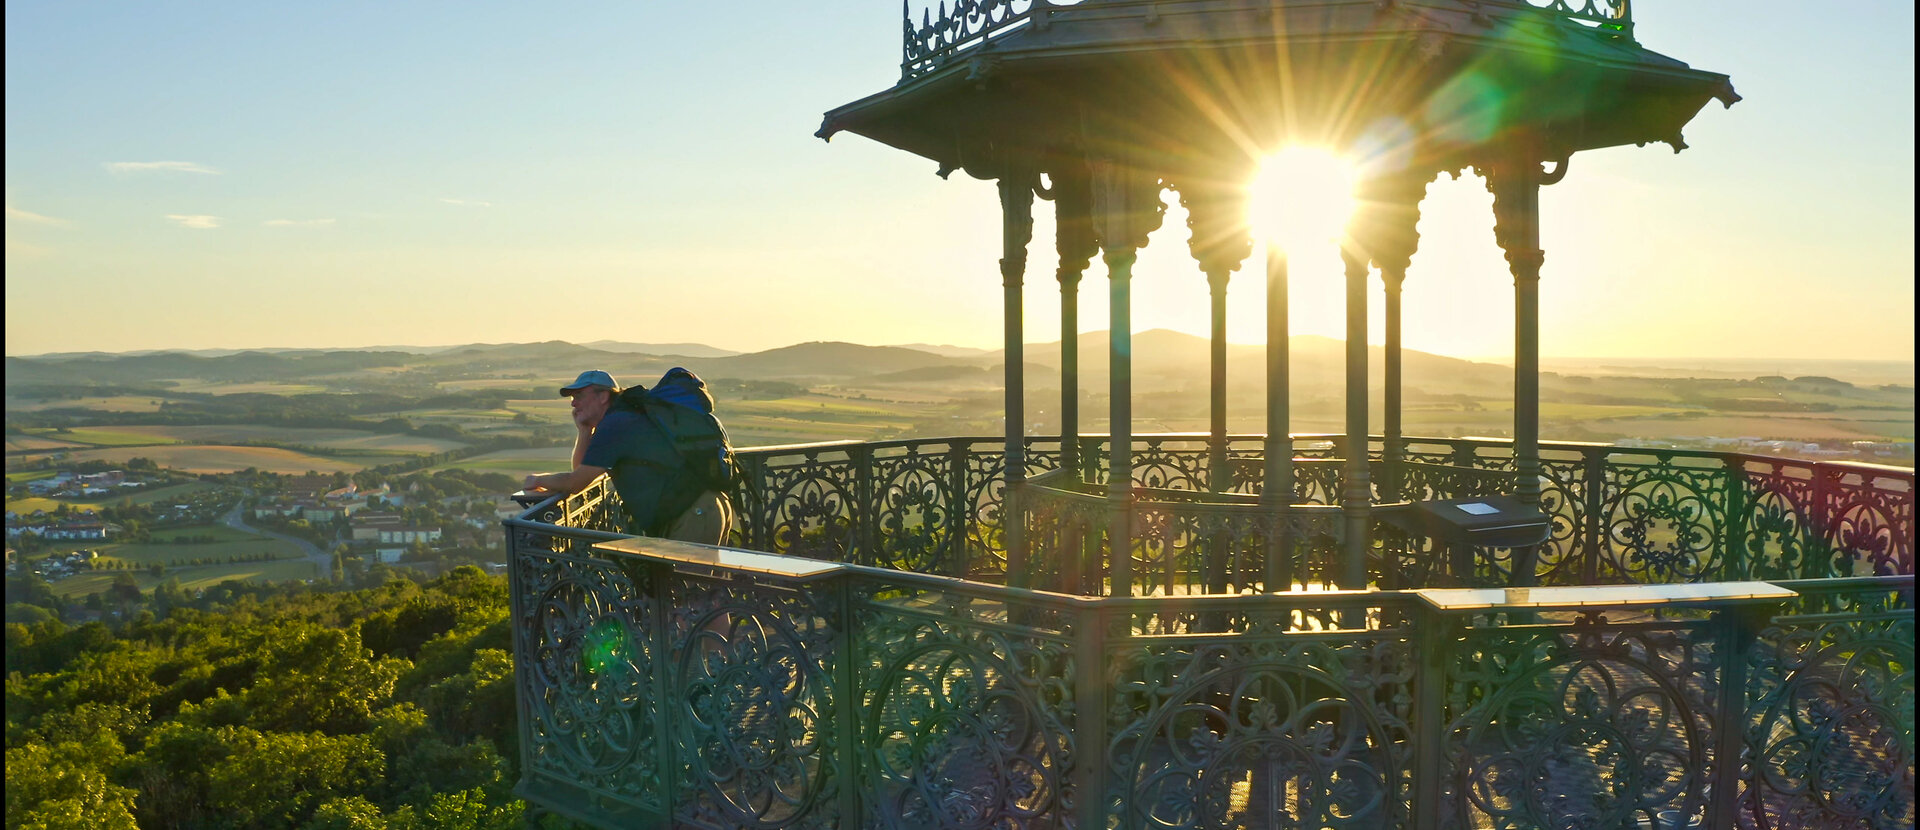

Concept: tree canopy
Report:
left=4, top=568, right=563, bottom=829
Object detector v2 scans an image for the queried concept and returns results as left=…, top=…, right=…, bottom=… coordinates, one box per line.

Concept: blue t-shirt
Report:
left=581, top=408, right=690, bottom=535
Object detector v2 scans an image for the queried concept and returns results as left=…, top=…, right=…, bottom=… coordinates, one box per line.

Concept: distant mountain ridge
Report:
left=884, top=343, right=996, bottom=359
left=0, top=333, right=1509, bottom=391
left=578, top=341, right=742, bottom=358
left=11, top=335, right=1908, bottom=391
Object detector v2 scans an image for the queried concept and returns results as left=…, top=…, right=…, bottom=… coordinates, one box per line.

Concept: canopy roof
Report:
left=819, top=0, right=1738, bottom=180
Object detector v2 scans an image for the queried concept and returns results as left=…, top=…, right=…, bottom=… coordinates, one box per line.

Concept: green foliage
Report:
left=304, top=796, right=389, bottom=830
left=388, top=788, right=523, bottom=830
left=6, top=741, right=140, bottom=830
left=5, top=570, right=537, bottom=829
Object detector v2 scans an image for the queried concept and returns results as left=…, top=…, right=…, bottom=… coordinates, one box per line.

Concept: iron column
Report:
left=1340, top=248, right=1372, bottom=590
left=1000, top=176, right=1034, bottom=585
left=1263, top=245, right=1292, bottom=592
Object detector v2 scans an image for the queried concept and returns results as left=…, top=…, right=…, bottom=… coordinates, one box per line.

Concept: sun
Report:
left=1248, top=146, right=1357, bottom=254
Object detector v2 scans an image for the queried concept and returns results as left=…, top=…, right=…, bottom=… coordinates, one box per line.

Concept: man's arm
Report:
left=523, top=464, right=607, bottom=494
left=522, top=416, right=616, bottom=494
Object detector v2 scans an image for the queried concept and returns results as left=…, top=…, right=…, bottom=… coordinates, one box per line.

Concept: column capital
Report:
left=1504, top=247, right=1545, bottom=279
left=1206, top=269, right=1230, bottom=294
left=1178, top=178, right=1253, bottom=279
left=1340, top=247, right=1371, bottom=279
left=1052, top=158, right=1099, bottom=281
left=1481, top=154, right=1545, bottom=283
left=1091, top=159, right=1164, bottom=257
left=1348, top=171, right=1434, bottom=277
left=999, top=176, right=1035, bottom=288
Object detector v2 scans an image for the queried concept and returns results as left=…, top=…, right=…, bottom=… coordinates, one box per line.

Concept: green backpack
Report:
left=612, top=368, right=739, bottom=526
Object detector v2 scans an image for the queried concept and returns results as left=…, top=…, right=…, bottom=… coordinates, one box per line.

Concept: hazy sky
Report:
left=5, top=2, right=1913, bottom=360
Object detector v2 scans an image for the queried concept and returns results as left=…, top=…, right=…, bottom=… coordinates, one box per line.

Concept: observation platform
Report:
left=504, top=435, right=1914, bottom=829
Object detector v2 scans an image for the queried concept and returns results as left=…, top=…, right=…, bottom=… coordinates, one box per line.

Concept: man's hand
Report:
left=522, top=474, right=546, bottom=491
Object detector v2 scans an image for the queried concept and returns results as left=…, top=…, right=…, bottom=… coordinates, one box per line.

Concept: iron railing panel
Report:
left=508, top=438, right=1912, bottom=829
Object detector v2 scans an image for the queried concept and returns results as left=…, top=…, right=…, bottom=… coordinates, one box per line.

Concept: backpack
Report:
left=613, top=367, right=740, bottom=498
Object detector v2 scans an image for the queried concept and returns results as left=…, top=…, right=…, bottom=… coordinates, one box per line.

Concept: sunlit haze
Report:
left=4, top=3, right=1912, bottom=361
left=1250, top=147, right=1356, bottom=255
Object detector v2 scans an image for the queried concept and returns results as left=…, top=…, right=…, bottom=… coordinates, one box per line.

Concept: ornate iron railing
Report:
left=899, top=0, right=1636, bottom=81
left=902, top=0, right=1050, bottom=80
left=506, top=437, right=1913, bottom=828
left=721, top=435, right=1912, bottom=589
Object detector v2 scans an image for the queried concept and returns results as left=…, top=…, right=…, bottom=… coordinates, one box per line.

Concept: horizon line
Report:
left=6, top=330, right=1915, bottom=368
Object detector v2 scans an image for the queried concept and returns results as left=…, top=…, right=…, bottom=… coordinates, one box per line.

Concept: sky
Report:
left=4, top=1, right=1913, bottom=360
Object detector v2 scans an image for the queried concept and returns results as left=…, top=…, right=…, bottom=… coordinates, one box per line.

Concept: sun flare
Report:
left=1249, top=147, right=1357, bottom=254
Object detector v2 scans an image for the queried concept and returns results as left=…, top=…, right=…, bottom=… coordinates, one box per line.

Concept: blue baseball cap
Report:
left=559, top=370, right=618, bottom=396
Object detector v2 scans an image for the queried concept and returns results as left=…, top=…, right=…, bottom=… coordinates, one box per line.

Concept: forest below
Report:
left=5, top=567, right=561, bottom=829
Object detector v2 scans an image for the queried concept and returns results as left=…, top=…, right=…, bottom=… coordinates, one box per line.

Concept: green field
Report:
left=433, top=448, right=558, bottom=478
left=6, top=445, right=376, bottom=474
left=107, top=425, right=468, bottom=454
left=28, top=523, right=299, bottom=569
left=5, top=482, right=219, bottom=517
left=502, top=399, right=572, bottom=424
left=5, top=434, right=89, bottom=452
left=21, top=427, right=177, bottom=447
left=52, top=559, right=318, bottom=598
left=160, top=380, right=327, bottom=395
left=37, top=522, right=313, bottom=598
left=97, top=534, right=301, bottom=568
left=3, top=395, right=172, bottom=413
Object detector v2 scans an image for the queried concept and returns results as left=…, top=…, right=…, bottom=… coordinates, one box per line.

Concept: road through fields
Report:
left=221, top=503, right=325, bottom=579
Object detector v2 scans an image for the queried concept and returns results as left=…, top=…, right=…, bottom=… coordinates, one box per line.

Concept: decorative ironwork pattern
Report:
left=869, top=443, right=961, bottom=573
left=665, top=576, right=842, bottom=829
left=1131, top=436, right=1213, bottom=492
left=898, top=0, right=1634, bottom=80
left=1598, top=453, right=1732, bottom=584
left=1521, top=0, right=1634, bottom=39
left=1106, top=600, right=1418, bottom=829
left=723, top=436, right=1912, bottom=591
left=746, top=444, right=863, bottom=563
left=510, top=527, right=1913, bottom=829
left=1021, top=480, right=1108, bottom=595
left=1740, top=458, right=1823, bottom=581
left=1441, top=614, right=1723, bottom=829
left=903, top=0, right=1048, bottom=79
left=512, top=546, right=661, bottom=813
left=1129, top=495, right=1343, bottom=594
left=1740, top=577, right=1916, bottom=829
left=852, top=577, right=1079, bottom=829
left=1823, top=466, right=1914, bottom=577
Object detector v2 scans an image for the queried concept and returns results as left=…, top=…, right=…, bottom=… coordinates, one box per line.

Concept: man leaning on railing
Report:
left=521, top=369, right=732, bottom=544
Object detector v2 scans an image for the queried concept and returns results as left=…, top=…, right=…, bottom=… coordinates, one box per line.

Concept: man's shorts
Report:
left=664, top=491, right=733, bottom=546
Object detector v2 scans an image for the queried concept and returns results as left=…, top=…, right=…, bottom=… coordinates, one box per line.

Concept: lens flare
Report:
left=1249, top=146, right=1357, bottom=254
